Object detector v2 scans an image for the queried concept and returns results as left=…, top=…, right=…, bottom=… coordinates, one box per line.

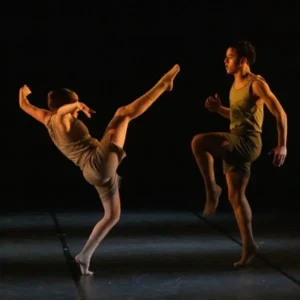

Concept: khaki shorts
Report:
left=220, top=131, right=262, bottom=177
left=82, top=131, right=126, bottom=199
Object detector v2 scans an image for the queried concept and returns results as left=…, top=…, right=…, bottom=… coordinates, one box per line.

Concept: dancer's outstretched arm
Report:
left=19, top=85, right=51, bottom=125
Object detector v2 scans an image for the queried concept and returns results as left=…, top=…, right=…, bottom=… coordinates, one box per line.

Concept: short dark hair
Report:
left=47, top=88, right=77, bottom=111
left=229, top=40, right=256, bottom=66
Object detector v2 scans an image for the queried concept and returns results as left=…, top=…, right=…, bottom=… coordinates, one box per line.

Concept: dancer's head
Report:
left=224, top=40, right=256, bottom=74
left=47, top=88, right=79, bottom=110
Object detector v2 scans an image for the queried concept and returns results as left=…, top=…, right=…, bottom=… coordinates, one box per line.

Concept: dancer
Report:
left=191, top=40, right=287, bottom=267
left=19, top=64, right=180, bottom=275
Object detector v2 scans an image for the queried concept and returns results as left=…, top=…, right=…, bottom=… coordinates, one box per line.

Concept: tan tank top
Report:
left=46, top=114, right=99, bottom=169
left=229, top=76, right=264, bottom=134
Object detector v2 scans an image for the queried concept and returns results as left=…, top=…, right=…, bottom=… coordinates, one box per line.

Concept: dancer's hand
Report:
left=205, top=93, right=221, bottom=113
left=77, top=102, right=96, bottom=118
left=268, top=145, right=287, bottom=167
left=20, top=84, right=32, bottom=97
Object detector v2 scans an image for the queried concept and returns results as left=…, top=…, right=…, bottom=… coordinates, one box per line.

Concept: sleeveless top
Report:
left=46, top=114, right=99, bottom=169
left=229, top=75, right=264, bottom=135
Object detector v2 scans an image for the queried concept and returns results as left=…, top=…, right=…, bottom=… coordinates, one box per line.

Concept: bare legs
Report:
left=191, top=132, right=258, bottom=267
left=105, top=64, right=180, bottom=149
left=75, top=65, right=180, bottom=275
left=75, top=190, right=121, bottom=275
left=226, top=172, right=258, bottom=267
left=191, top=133, right=228, bottom=216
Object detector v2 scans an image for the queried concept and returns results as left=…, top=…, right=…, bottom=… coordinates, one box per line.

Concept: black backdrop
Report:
left=5, top=2, right=299, bottom=213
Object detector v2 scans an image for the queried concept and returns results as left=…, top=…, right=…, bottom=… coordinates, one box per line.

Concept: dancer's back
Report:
left=46, top=114, right=99, bottom=169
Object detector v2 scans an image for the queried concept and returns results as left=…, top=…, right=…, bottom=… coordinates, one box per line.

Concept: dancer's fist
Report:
left=20, top=84, right=32, bottom=97
left=205, top=93, right=221, bottom=113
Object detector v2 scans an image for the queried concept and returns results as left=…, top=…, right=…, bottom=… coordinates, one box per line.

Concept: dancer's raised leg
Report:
left=105, top=64, right=180, bottom=148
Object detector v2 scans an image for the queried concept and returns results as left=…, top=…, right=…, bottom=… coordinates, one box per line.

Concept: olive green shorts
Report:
left=220, top=131, right=262, bottom=177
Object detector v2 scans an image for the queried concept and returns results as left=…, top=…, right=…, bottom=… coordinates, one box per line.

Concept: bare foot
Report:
left=161, top=64, right=180, bottom=91
left=203, top=184, right=222, bottom=216
left=75, top=254, right=94, bottom=276
left=233, top=243, right=259, bottom=268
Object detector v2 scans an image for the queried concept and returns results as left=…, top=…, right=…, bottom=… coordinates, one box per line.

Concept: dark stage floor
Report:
left=1, top=209, right=300, bottom=299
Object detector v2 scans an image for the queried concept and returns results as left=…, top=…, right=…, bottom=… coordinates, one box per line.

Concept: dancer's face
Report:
left=224, top=47, right=243, bottom=74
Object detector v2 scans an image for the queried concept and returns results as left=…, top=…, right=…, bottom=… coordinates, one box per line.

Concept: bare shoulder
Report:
left=54, top=113, right=73, bottom=132
left=255, top=74, right=267, bottom=82
left=44, top=112, right=54, bottom=126
left=252, top=75, right=271, bottom=93
left=250, top=73, right=268, bottom=85
left=251, top=75, right=279, bottom=103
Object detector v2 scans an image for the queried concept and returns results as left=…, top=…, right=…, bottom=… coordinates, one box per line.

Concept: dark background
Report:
left=5, top=2, right=299, bottom=213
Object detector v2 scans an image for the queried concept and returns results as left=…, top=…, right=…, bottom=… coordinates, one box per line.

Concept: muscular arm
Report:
left=217, top=106, right=230, bottom=119
left=252, top=79, right=287, bottom=147
left=19, top=90, right=51, bottom=125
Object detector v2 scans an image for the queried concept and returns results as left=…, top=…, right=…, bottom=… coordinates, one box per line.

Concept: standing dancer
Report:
left=191, top=40, right=287, bottom=267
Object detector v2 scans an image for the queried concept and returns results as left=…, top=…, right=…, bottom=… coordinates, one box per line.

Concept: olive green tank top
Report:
left=229, top=76, right=264, bottom=135
left=46, top=114, right=99, bottom=169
